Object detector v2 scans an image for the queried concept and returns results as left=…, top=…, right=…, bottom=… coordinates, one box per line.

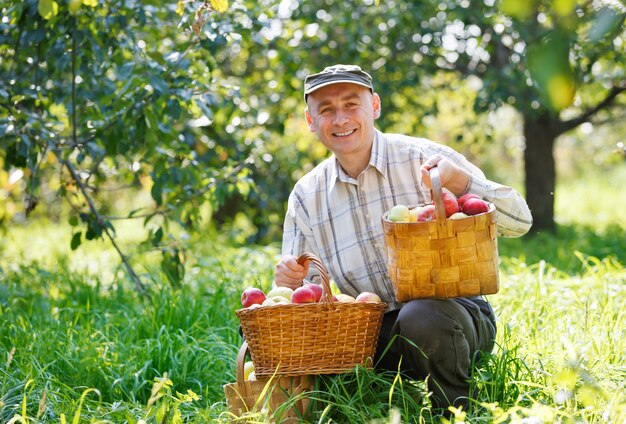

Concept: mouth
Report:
left=333, top=129, right=356, bottom=137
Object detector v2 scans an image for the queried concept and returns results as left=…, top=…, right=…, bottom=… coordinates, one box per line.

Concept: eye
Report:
left=319, top=107, right=332, bottom=115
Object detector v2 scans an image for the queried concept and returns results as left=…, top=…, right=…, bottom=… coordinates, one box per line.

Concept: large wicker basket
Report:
left=223, top=341, right=314, bottom=423
left=381, top=167, right=499, bottom=301
left=236, top=253, right=386, bottom=378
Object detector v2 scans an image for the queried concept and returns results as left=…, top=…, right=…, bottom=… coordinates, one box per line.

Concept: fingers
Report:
left=420, top=156, right=469, bottom=195
left=274, top=255, right=310, bottom=290
left=420, top=155, right=443, bottom=189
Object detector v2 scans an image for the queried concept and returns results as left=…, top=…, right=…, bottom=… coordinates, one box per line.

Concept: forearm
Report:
left=468, top=176, right=533, bottom=237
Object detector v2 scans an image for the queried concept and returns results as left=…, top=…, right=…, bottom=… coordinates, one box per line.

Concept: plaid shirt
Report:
left=282, top=130, right=532, bottom=311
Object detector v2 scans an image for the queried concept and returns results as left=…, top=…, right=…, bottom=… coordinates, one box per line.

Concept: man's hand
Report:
left=420, top=155, right=470, bottom=196
left=274, top=255, right=310, bottom=290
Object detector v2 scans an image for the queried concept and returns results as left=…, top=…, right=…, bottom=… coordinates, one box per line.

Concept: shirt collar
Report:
left=327, top=130, right=388, bottom=192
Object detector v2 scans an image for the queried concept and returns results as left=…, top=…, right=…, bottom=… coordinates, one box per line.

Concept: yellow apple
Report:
left=333, top=294, right=356, bottom=303
left=449, top=212, right=469, bottom=220
left=355, top=292, right=382, bottom=303
left=243, top=361, right=255, bottom=380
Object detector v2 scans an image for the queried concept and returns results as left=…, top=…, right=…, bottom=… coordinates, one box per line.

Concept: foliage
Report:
left=0, top=0, right=329, bottom=290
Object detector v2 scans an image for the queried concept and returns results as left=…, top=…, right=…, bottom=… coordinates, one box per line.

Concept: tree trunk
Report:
left=523, top=113, right=557, bottom=234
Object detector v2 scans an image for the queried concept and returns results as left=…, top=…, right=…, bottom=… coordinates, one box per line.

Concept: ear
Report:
left=305, top=108, right=316, bottom=132
left=372, top=93, right=381, bottom=119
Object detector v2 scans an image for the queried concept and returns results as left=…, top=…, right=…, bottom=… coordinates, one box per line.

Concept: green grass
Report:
left=0, top=164, right=625, bottom=422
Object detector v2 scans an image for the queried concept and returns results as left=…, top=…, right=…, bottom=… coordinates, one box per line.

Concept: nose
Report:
left=332, top=109, right=350, bottom=125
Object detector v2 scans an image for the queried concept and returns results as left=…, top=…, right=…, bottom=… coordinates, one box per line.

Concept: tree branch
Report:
left=62, top=158, right=147, bottom=294
left=557, top=86, right=626, bottom=135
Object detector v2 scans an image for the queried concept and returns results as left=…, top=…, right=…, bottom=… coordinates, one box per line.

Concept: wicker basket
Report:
left=381, top=167, right=499, bottom=301
left=223, top=341, right=314, bottom=422
left=224, top=341, right=315, bottom=423
left=236, top=252, right=386, bottom=378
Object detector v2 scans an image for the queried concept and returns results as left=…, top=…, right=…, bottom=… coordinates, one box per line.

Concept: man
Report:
left=274, top=64, right=532, bottom=410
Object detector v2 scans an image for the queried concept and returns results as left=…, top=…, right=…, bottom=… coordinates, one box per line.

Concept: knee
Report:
left=395, top=299, right=459, bottom=345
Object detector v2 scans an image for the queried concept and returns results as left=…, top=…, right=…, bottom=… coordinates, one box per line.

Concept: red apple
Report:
left=441, top=188, right=460, bottom=217
left=291, top=286, right=317, bottom=304
left=241, top=287, right=266, bottom=308
left=457, top=193, right=480, bottom=208
left=462, top=198, right=490, bottom=216
left=355, top=292, right=382, bottom=303
left=416, top=204, right=436, bottom=222
left=303, top=282, right=323, bottom=302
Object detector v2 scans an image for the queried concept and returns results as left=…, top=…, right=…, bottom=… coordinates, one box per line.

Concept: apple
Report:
left=241, top=287, right=266, bottom=308
left=333, top=294, right=356, bottom=303
left=261, top=297, right=277, bottom=306
left=388, top=204, right=410, bottom=222
left=355, top=292, right=382, bottom=303
left=457, top=193, right=480, bottom=208
left=268, top=295, right=290, bottom=305
left=408, top=208, right=419, bottom=222
left=416, top=204, right=436, bottom=222
left=449, top=212, right=469, bottom=220
left=291, top=286, right=317, bottom=304
left=267, top=286, right=294, bottom=300
left=462, top=198, right=490, bottom=216
left=303, top=282, right=323, bottom=302
left=244, top=361, right=255, bottom=380
left=441, top=188, right=460, bottom=217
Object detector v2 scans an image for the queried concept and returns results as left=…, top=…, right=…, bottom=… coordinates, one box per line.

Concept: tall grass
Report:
left=0, top=165, right=625, bottom=422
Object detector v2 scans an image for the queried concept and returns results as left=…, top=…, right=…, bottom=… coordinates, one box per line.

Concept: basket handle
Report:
left=296, top=252, right=335, bottom=304
left=429, top=166, right=449, bottom=231
left=235, top=341, right=249, bottom=384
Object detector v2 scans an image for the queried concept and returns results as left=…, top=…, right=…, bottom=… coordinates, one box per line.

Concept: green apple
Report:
left=268, top=295, right=290, bottom=304
left=267, top=286, right=294, bottom=300
left=388, top=205, right=410, bottom=222
left=449, top=212, right=469, bottom=220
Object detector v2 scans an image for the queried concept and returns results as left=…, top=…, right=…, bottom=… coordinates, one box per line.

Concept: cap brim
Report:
left=304, top=80, right=373, bottom=99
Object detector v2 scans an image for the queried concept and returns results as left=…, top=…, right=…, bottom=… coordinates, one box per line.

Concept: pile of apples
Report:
left=387, top=190, right=490, bottom=223
left=240, top=284, right=382, bottom=309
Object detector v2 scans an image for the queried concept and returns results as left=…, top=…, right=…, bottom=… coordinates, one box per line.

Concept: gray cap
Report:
left=304, top=65, right=373, bottom=100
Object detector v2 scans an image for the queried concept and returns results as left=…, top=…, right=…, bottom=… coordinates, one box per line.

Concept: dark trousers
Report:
left=374, top=297, right=496, bottom=410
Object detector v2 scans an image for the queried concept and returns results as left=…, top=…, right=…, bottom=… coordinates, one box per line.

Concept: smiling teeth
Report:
left=335, top=130, right=354, bottom=136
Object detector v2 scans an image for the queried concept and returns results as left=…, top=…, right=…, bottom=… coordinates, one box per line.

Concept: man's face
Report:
left=305, top=83, right=380, bottom=161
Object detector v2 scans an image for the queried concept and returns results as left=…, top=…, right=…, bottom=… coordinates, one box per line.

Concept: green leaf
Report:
left=501, top=0, right=536, bottom=19
left=151, top=178, right=163, bottom=206
left=527, top=30, right=576, bottom=111
left=161, top=249, right=185, bottom=288
left=38, top=0, right=59, bottom=20
left=152, top=227, right=163, bottom=246
left=589, top=7, right=623, bottom=42
left=71, top=232, right=82, bottom=250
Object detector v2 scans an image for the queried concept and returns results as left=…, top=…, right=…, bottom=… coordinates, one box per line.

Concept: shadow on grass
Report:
left=498, top=223, right=626, bottom=274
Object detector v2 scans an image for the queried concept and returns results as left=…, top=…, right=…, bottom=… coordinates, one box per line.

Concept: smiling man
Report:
left=274, top=64, right=533, bottom=411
